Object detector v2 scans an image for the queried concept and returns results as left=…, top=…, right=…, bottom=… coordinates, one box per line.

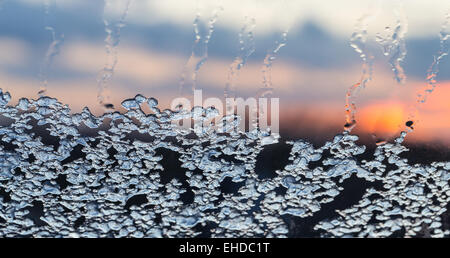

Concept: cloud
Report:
left=17, top=0, right=450, bottom=37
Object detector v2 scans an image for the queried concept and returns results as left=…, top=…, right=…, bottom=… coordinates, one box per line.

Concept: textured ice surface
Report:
left=0, top=89, right=450, bottom=238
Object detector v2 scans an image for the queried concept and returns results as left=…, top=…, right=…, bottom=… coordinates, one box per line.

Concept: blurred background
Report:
left=0, top=0, right=449, bottom=146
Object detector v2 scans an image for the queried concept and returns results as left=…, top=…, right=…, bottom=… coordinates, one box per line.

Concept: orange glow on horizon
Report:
left=358, top=101, right=405, bottom=137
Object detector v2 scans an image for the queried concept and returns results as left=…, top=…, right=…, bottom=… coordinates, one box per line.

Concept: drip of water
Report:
left=256, top=21, right=289, bottom=145
left=179, top=1, right=223, bottom=96
left=375, top=3, right=408, bottom=84
left=223, top=16, right=256, bottom=137
left=97, top=0, right=132, bottom=112
left=260, top=30, right=288, bottom=98
left=38, top=0, right=64, bottom=97
left=417, top=12, right=450, bottom=105
left=344, top=11, right=375, bottom=132
left=399, top=11, right=450, bottom=139
left=224, top=16, right=256, bottom=99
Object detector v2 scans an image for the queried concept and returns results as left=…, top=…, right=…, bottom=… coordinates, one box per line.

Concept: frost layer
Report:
left=0, top=89, right=449, bottom=238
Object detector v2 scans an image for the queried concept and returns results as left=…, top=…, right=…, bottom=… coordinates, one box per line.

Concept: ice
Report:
left=0, top=90, right=449, bottom=238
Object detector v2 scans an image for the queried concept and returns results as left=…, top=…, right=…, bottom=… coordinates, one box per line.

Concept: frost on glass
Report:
left=1, top=3, right=450, bottom=239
